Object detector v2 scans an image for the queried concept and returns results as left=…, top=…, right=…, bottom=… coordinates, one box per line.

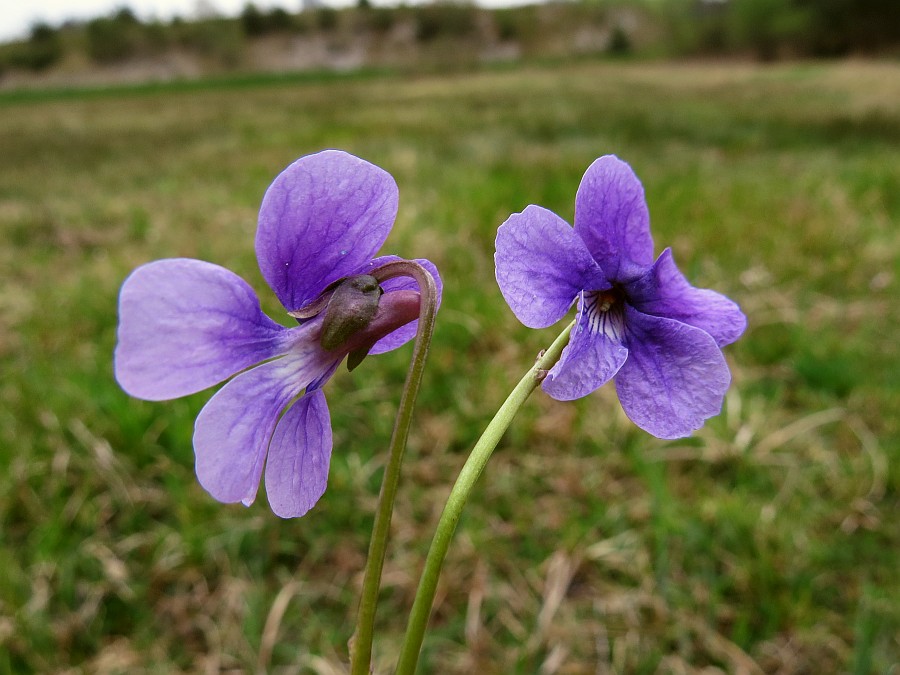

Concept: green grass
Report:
left=1, top=59, right=898, bottom=673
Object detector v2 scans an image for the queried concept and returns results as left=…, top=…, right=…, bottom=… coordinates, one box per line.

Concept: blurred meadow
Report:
left=1, top=58, right=899, bottom=673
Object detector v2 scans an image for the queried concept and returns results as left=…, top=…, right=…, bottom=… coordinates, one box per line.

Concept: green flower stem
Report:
left=349, top=262, right=439, bottom=675
left=394, top=320, right=575, bottom=675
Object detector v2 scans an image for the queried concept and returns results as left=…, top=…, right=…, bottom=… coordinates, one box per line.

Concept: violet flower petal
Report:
left=114, top=258, right=287, bottom=401
left=542, top=292, right=629, bottom=400
left=264, top=389, right=333, bottom=519
left=256, top=150, right=399, bottom=312
left=193, top=329, right=337, bottom=506
left=624, top=248, right=747, bottom=347
left=495, top=205, right=611, bottom=329
left=357, top=255, right=443, bottom=355
left=574, top=156, right=654, bottom=282
left=615, top=306, right=731, bottom=439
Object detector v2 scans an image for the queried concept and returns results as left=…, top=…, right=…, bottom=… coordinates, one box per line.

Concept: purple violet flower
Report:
left=494, top=155, right=746, bottom=439
left=115, top=150, right=441, bottom=517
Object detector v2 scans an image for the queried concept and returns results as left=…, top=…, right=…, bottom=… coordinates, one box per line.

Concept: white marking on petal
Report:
left=583, top=290, right=625, bottom=341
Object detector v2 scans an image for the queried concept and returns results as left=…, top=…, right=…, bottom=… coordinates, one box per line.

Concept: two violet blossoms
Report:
left=114, top=149, right=745, bottom=672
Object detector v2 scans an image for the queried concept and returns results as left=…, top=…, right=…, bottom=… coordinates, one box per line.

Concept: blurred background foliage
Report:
left=1, top=0, right=898, bottom=82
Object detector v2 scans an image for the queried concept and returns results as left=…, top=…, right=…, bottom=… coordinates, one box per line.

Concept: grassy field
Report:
left=1, top=59, right=898, bottom=673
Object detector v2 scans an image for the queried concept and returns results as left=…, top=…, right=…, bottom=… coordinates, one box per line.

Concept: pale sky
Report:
left=0, top=0, right=527, bottom=43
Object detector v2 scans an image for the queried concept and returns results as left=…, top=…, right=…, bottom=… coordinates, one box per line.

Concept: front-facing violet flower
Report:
left=115, top=150, right=441, bottom=517
left=495, top=155, right=745, bottom=439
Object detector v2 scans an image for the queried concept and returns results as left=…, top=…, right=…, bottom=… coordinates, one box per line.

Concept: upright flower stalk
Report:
left=350, top=261, right=438, bottom=675
left=395, top=321, right=573, bottom=675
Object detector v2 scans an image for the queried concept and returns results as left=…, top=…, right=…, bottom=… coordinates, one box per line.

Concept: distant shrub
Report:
left=792, top=0, right=899, bottom=56
left=7, top=22, right=64, bottom=71
left=86, top=17, right=138, bottom=63
left=415, top=2, right=478, bottom=43
left=316, top=7, right=339, bottom=31
left=178, top=19, right=245, bottom=68
left=140, top=21, right=171, bottom=53
left=240, top=3, right=267, bottom=36
left=360, top=7, right=397, bottom=33
left=30, top=23, right=59, bottom=42
left=660, top=0, right=728, bottom=55
left=113, top=7, right=140, bottom=25
left=492, top=6, right=539, bottom=45
left=493, top=9, right=519, bottom=41
left=241, top=3, right=297, bottom=36
left=268, top=8, right=295, bottom=31
left=655, top=0, right=899, bottom=59
left=607, top=24, right=631, bottom=55
left=728, top=0, right=804, bottom=60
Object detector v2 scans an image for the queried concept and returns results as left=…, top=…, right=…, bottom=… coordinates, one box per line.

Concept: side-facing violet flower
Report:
left=115, top=150, right=441, bottom=517
left=494, top=155, right=745, bottom=439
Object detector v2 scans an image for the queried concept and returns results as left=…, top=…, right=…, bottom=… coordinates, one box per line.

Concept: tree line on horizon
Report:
left=1, top=0, right=897, bottom=79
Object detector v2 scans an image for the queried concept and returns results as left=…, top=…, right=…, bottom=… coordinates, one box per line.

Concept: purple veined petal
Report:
left=574, top=155, right=654, bottom=283
left=354, top=255, right=443, bottom=355
left=307, top=358, right=342, bottom=394
left=495, top=205, right=611, bottom=329
left=193, top=325, right=338, bottom=507
left=615, top=306, right=731, bottom=439
left=264, top=389, right=333, bottom=518
left=114, top=258, right=288, bottom=402
left=542, top=291, right=629, bottom=401
left=624, top=248, right=747, bottom=347
left=256, top=150, right=399, bottom=312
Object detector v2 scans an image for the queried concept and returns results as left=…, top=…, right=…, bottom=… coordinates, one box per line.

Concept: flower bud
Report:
left=320, top=275, right=383, bottom=351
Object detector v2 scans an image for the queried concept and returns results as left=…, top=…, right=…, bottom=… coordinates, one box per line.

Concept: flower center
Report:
left=583, top=287, right=625, bottom=341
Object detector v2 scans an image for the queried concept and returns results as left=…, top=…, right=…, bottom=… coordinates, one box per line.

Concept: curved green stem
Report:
left=394, top=320, right=574, bottom=675
left=349, top=262, right=438, bottom=675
